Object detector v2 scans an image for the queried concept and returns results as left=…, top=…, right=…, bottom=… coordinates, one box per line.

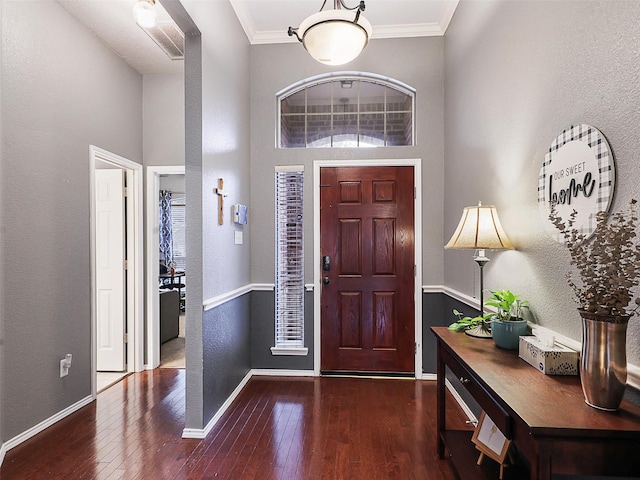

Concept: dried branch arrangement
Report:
left=549, top=199, right=640, bottom=316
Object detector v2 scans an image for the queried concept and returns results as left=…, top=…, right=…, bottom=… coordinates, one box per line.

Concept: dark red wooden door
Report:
left=320, top=166, right=415, bottom=373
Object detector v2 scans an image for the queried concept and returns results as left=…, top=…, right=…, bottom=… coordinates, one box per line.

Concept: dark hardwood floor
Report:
left=1, top=370, right=470, bottom=479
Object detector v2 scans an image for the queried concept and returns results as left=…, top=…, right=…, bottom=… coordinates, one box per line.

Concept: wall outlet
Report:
left=60, top=354, right=72, bottom=378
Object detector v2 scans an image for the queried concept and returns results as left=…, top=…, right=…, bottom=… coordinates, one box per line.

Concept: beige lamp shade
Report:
left=445, top=204, right=514, bottom=250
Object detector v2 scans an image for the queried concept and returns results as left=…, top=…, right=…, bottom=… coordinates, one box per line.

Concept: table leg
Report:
left=532, top=440, right=552, bottom=480
left=436, top=340, right=446, bottom=459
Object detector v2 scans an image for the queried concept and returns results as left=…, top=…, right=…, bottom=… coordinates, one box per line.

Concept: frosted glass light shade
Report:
left=445, top=205, right=514, bottom=250
left=299, top=9, right=372, bottom=66
left=133, top=0, right=158, bottom=29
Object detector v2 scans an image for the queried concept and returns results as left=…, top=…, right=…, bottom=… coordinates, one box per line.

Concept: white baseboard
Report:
left=422, top=375, right=476, bottom=426
left=252, top=369, right=315, bottom=377
left=182, top=370, right=253, bottom=439
left=181, top=369, right=316, bottom=439
left=0, top=395, right=93, bottom=466
left=445, top=378, right=477, bottom=425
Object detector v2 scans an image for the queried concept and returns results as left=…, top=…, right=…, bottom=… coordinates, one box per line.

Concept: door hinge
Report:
left=415, top=342, right=417, bottom=354
left=124, top=259, right=128, bottom=270
left=124, top=333, right=129, bottom=344
left=414, top=187, right=417, bottom=200
left=414, top=265, right=417, bottom=277
left=123, top=187, right=129, bottom=197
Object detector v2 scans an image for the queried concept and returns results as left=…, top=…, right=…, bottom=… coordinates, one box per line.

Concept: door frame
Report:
left=90, top=145, right=144, bottom=397
left=313, top=159, right=423, bottom=378
left=146, top=165, right=185, bottom=369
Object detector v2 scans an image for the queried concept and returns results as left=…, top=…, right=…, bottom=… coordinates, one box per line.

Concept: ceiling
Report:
left=58, top=0, right=459, bottom=75
left=230, top=0, right=459, bottom=44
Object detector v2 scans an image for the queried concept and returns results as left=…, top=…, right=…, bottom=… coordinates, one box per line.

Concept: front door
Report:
left=320, top=166, right=415, bottom=373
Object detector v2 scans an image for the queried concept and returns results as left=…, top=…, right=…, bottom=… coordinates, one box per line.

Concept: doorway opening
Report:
left=146, top=166, right=186, bottom=369
left=313, top=159, right=423, bottom=378
left=90, top=146, right=144, bottom=395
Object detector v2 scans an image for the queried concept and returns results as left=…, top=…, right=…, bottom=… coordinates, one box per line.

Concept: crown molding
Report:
left=229, top=0, right=459, bottom=45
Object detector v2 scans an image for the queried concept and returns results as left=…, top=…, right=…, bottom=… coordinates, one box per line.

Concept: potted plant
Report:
left=550, top=200, right=640, bottom=410
left=448, top=309, right=494, bottom=337
left=485, top=289, right=529, bottom=349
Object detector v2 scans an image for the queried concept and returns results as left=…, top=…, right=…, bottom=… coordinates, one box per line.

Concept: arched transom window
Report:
left=277, top=73, right=415, bottom=148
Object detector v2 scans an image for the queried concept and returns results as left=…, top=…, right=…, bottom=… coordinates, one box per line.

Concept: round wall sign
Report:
left=538, top=124, right=616, bottom=243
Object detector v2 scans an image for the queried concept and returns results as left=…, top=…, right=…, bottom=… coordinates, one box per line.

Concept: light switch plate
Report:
left=234, top=230, right=243, bottom=245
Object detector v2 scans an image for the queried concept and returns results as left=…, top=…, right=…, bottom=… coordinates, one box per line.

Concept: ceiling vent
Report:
left=141, top=21, right=184, bottom=60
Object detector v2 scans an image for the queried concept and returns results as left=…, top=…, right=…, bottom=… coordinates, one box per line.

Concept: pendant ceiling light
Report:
left=133, top=0, right=158, bottom=29
left=288, top=0, right=372, bottom=66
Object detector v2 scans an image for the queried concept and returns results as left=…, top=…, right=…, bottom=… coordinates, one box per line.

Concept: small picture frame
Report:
left=471, top=411, right=511, bottom=465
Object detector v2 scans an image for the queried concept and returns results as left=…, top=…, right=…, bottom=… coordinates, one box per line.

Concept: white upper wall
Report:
left=249, top=36, right=445, bottom=286
left=444, top=0, right=640, bottom=364
left=181, top=0, right=251, bottom=302
left=143, top=74, right=185, bottom=167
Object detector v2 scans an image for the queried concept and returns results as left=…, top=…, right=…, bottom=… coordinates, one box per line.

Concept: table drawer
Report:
left=443, top=346, right=512, bottom=437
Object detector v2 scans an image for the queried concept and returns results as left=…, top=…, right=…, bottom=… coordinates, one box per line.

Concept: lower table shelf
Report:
left=441, top=430, right=528, bottom=480
left=433, top=327, right=640, bottom=480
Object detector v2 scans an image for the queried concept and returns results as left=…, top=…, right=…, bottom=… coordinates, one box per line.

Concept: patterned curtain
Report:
left=159, top=190, right=173, bottom=266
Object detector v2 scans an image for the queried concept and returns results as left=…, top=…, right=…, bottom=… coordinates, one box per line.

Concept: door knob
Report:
left=323, top=277, right=330, bottom=285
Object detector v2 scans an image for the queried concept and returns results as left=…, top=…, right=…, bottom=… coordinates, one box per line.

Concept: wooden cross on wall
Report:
left=215, top=178, right=227, bottom=225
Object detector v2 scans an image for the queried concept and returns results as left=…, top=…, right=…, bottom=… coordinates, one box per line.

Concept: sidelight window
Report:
left=271, top=166, right=308, bottom=355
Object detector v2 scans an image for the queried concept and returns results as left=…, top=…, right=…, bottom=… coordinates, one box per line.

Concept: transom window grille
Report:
left=273, top=166, right=306, bottom=354
left=278, top=73, right=415, bottom=148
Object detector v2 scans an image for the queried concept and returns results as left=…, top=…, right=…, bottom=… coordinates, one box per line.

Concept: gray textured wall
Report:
left=249, top=37, right=445, bottom=286
left=203, top=295, right=251, bottom=422
left=1, top=0, right=142, bottom=440
left=422, top=293, right=446, bottom=374
left=444, top=0, right=640, bottom=367
left=251, top=290, right=315, bottom=371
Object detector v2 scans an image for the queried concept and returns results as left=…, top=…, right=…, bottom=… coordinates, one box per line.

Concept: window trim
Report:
left=276, top=71, right=416, bottom=149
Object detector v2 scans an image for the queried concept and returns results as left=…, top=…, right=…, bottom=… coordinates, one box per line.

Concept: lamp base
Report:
left=465, top=324, right=492, bottom=338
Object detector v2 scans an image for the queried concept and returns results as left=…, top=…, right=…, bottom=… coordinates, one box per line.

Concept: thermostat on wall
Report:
left=233, top=204, right=248, bottom=224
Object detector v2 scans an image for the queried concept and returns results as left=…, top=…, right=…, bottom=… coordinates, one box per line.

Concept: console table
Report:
left=432, top=327, right=640, bottom=480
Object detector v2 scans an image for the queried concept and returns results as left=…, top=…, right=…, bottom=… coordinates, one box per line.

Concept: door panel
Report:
left=373, top=218, right=395, bottom=274
left=373, top=292, right=395, bottom=348
left=339, top=219, right=362, bottom=274
left=339, top=292, right=362, bottom=348
left=320, top=166, right=415, bottom=373
left=96, top=169, right=126, bottom=372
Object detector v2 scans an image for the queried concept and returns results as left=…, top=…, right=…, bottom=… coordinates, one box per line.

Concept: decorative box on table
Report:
left=518, top=336, right=579, bottom=375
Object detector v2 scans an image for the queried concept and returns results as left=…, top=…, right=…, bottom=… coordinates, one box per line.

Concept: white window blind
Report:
left=170, top=198, right=186, bottom=271
left=273, top=166, right=307, bottom=355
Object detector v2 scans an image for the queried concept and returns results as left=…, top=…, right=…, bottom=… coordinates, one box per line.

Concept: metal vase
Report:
left=579, top=310, right=630, bottom=411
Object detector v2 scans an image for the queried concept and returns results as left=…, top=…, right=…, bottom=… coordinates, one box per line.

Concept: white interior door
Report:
left=96, top=169, right=126, bottom=372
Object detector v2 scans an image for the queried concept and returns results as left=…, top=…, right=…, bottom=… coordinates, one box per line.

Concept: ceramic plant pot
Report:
left=491, top=319, right=528, bottom=349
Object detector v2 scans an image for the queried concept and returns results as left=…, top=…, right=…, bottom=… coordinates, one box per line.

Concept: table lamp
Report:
left=445, top=202, right=514, bottom=337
